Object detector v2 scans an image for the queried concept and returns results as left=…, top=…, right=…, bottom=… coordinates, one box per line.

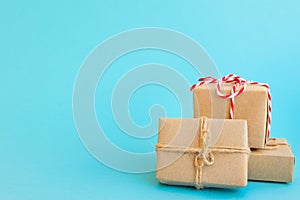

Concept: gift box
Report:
left=193, top=80, right=270, bottom=148
left=156, top=117, right=250, bottom=189
left=248, top=138, right=295, bottom=182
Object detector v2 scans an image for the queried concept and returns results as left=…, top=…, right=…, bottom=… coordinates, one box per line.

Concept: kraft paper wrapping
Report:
left=248, top=138, right=295, bottom=183
left=193, top=83, right=269, bottom=148
left=156, top=117, right=250, bottom=189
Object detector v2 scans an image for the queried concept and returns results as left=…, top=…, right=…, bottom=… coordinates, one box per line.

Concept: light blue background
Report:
left=1, top=0, right=299, bottom=199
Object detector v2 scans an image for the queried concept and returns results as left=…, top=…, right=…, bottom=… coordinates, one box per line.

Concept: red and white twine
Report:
left=190, top=74, right=272, bottom=137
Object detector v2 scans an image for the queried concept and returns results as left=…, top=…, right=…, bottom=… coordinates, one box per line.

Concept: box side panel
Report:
left=248, top=154, right=294, bottom=182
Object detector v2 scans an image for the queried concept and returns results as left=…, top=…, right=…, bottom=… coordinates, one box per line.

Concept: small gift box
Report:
left=191, top=74, right=272, bottom=148
left=248, top=138, right=295, bottom=183
left=156, top=117, right=250, bottom=189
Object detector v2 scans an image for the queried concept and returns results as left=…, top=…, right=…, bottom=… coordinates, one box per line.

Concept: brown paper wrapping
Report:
left=156, top=117, right=250, bottom=189
left=248, top=138, right=295, bottom=183
left=193, top=83, right=269, bottom=148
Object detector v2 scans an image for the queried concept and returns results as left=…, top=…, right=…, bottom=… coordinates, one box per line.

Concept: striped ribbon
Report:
left=190, top=74, right=272, bottom=137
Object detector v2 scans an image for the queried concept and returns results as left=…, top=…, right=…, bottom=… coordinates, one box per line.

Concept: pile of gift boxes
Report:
left=155, top=74, right=295, bottom=189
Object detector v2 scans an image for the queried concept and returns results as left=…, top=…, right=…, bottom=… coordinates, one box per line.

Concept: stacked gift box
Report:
left=156, top=74, right=295, bottom=189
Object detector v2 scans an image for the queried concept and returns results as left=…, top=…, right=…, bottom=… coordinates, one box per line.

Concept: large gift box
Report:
left=248, top=138, right=295, bottom=182
left=192, top=75, right=271, bottom=148
left=156, top=117, right=250, bottom=189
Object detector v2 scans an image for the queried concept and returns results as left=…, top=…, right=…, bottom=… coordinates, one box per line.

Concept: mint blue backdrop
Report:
left=1, top=0, right=299, bottom=199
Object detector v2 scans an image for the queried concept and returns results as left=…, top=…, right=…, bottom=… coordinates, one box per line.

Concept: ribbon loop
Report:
left=203, top=152, right=214, bottom=166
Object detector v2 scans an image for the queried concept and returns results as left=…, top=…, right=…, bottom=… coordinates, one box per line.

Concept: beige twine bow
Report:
left=194, top=117, right=214, bottom=189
